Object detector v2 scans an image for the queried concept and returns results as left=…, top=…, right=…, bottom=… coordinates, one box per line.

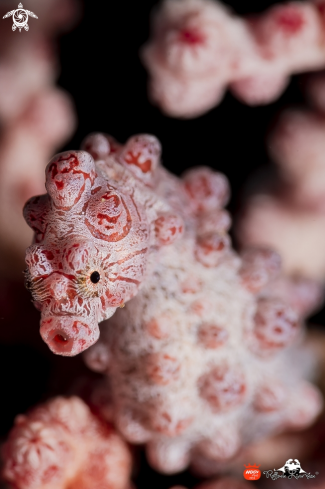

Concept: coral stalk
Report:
left=142, top=0, right=325, bottom=117
left=2, top=396, right=132, bottom=489
left=23, top=133, right=323, bottom=474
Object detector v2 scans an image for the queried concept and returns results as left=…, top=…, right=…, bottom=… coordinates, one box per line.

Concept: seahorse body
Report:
left=24, top=133, right=322, bottom=474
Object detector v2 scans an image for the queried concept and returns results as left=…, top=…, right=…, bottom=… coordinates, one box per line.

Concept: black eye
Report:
left=90, top=271, right=100, bottom=284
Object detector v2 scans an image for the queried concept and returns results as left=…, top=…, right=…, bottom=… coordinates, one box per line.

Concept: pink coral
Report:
left=0, top=0, right=77, bottom=276
left=236, top=95, right=325, bottom=284
left=0, top=87, right=75, bottom=273
left=2, top=396, right=132, bottom=489
left=22, top=132, right=323, bottom=474
left=142, top=0, right=325, bottom=117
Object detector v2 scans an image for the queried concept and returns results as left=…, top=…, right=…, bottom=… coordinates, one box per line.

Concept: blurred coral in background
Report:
left=2, top=396, right=132, bottom=489
left=142, top=0, right=325, bottom=117
left=236, top=72, right=325, bottom=284
left=0, top=0, right=78, bottom=276
left=0, top=0, right=81, bottom=471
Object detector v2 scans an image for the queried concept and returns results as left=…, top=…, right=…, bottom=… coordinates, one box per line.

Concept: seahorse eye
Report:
left=90, top=271, right=100, bottom=284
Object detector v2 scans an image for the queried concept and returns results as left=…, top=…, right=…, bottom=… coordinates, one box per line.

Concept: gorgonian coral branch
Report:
left=2, top=396, right=131, bottom=489
left=236, top=72, right=325, bottom=286
left=0, top=0, right=77, bottom=275
left=142, top=0, right=325, bottom=117
left=22, top=132, right=323, bottom=474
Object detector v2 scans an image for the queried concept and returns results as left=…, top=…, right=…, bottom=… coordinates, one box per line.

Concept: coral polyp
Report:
left=2, top=396, right=132, bottom=489
left=142, top=0, right=325, bottom=117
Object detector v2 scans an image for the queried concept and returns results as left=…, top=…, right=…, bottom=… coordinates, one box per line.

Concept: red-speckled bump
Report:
left=199, top=365, right=246, bottom=412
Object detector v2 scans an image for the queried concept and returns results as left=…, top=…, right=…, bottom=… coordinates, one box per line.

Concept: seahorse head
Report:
left=23, top=141, right=183, bottom=356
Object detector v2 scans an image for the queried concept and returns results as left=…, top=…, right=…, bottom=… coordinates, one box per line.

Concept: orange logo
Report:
left=243, top=464, right=261, bottom=481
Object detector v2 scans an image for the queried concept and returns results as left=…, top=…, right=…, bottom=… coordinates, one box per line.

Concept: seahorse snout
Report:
left=40, top=315, right=99, bottom=356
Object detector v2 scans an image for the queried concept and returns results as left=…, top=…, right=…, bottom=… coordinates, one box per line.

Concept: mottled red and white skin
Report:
left=0, top=0, right=78, bottom=275
left=2, top=396, right=132, bottom=489
left=24, top=135, right=184, bottom=356
left=142, top=0, right=325, bottom=118
left=22, top=133, right=318, bottom=474
left=236, top=85, right=325, bottom=283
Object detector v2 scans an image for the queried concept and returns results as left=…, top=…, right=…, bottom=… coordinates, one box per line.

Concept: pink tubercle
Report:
left=199, top=365, right=246, bottom=412
left=178, top=28, right=206, bottom=45
left=274, top=7, right=305, bottom=34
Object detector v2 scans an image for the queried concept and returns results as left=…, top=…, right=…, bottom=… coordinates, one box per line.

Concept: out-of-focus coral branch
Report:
left=142, top=0, right=325, bottom=118
left=2, top=396, right=132, bottom=489
left=236, top=71, right=325, bottom=287
left=0, top=0, right=78, bottom=276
